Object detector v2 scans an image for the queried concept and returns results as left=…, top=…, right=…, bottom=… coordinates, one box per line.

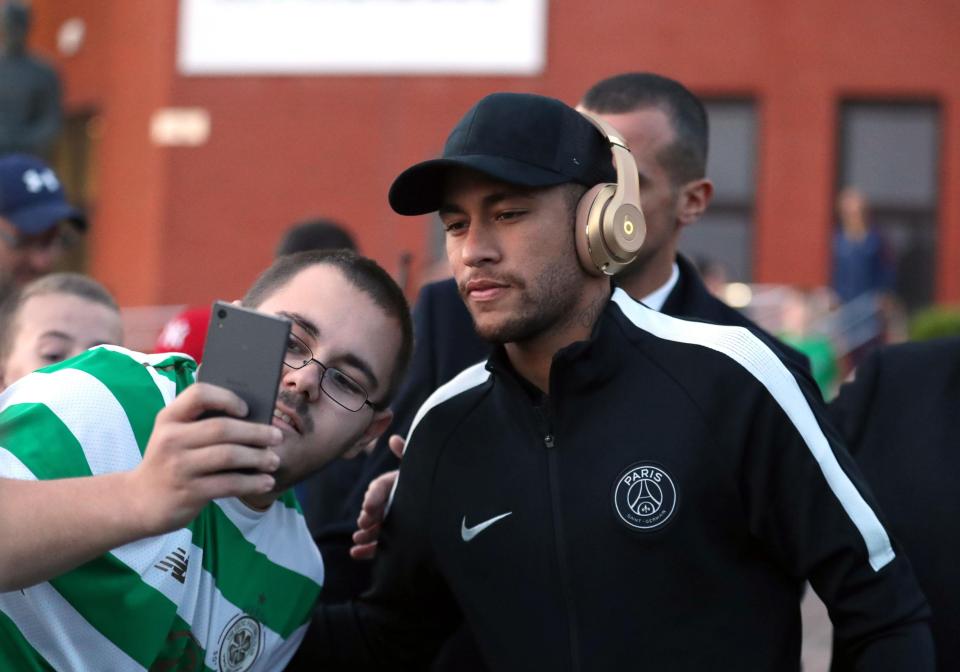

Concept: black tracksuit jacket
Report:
left=308, top=256, right=813, bottom=610
left=306, top=289, right=932, bottom=671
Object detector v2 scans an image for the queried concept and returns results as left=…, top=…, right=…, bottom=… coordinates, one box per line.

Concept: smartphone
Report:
left=197, top=301, right=291, bottom=424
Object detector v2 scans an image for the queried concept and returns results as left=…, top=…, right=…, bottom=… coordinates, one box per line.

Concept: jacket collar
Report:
left=485, top=294, right=636, bottom=395
left=660, top=254, right=712, bottom=318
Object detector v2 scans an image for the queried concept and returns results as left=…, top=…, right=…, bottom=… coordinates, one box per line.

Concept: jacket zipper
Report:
left=539, top=406, right=581, bottom=672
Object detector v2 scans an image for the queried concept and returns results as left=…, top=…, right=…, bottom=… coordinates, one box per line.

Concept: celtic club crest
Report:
left=217, top=614, right=262, bottom=672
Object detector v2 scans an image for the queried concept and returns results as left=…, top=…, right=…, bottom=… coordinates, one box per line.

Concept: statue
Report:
left=0, top=1, right=63, bottom=157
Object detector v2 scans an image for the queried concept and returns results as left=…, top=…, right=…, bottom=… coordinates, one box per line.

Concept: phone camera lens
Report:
left=217, top=309, right=227, bottom=319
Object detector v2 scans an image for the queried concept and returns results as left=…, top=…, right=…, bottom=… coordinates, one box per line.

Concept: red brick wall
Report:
left=28, top=0, right=960, bottom=305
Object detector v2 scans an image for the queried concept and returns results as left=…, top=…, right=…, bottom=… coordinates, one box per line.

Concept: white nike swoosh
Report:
left=461, top=512, right=512, bottom=542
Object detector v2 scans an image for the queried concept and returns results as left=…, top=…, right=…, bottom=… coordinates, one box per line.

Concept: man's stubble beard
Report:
left=461, top=193, right=596, bottom=346
left=469, top=237, right=588, bottom=345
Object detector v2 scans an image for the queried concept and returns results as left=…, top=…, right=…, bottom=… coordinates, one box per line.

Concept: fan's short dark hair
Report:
left=582, top=72, right=708, bottom=186
left=275, top=218, right=357, bottom=257
left=242, top=249, right=412, bottom=406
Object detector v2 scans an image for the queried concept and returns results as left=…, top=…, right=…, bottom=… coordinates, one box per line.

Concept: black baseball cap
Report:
left=389, top=93, right=616, bottom=216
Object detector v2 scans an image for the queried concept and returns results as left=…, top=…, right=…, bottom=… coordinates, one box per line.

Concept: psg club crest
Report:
left=613, top=463, right=678, bottom=531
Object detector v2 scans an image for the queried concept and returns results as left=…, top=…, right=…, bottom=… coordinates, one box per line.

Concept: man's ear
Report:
left=677, top=178, right=714, bottom=228
left=344, top=408, right=394, bottom=459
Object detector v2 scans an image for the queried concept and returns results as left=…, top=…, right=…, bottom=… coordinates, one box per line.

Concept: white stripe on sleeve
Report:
left=611, top=288, right=895, bottom=571
left=404, top=360, right=490, bottom=450
left=386, top=361, right=491, bottom=517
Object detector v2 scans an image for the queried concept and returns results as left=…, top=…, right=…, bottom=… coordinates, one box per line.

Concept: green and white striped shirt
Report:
left=0, top=346, right=324, bottom=671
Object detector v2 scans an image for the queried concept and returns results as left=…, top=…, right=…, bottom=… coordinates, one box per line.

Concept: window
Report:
left=836, top=101, right=941, bottom=311
left=678, top=99, right=757, bottom=282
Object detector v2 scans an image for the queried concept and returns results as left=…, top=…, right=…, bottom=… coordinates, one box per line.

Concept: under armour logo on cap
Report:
left=22, top=169, right=61, bottom=194
left=0, top=154, right=86, bottom=235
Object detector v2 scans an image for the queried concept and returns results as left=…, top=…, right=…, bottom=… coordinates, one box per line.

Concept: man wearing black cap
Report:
left=343, top=71, right=811, bottom=572
left=0, top=154, right=85, bottom=296
left=296, top=92, right=932, bottom=671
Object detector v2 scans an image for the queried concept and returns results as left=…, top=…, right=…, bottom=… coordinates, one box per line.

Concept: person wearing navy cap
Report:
left=0, top=154, right=85, bottom=292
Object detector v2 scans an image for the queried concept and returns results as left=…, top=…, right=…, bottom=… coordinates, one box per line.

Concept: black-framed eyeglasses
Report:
left=283, top=332, right=375, bottom=412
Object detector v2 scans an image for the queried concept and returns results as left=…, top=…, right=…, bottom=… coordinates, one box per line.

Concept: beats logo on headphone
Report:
left=574, top=109, right=646, bottom=276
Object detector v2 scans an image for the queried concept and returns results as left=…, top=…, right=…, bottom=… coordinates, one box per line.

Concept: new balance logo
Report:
left=155, top=547, right=189, bottom=584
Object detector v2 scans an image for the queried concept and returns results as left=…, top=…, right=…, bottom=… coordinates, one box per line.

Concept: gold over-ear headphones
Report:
left=574, top=109, right=646, bottom=276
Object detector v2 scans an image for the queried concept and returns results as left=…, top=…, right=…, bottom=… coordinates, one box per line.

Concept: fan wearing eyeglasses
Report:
left=284, top=331, right=380, bottom=414
left=258, top=305, right=399, bottom=490
left=0, top=249, right=413, bottom=670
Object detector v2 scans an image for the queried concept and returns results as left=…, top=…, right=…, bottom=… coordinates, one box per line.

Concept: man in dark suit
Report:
left=829, top=336, right=960, bottom=672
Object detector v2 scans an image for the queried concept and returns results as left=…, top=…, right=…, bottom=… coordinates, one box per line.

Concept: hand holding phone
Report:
left=197, top=301, right=291, bottom=424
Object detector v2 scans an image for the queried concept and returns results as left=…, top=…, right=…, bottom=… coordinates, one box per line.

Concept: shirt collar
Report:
left=640, top=262, right=680, bottom=312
